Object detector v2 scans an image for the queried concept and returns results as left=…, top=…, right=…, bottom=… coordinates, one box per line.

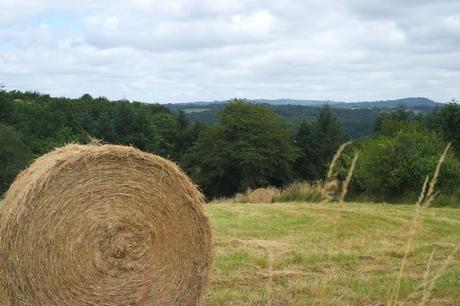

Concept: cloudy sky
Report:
left=1, top=0, right=459, bottom=103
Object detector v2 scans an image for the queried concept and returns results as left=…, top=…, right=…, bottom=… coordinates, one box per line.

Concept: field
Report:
left=204, top=202, right=460, bottom=305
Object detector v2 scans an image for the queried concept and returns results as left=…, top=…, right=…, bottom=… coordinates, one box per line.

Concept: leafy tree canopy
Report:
left=295, top=105, right=345, bottom=180
left=428, top=101, right=460, bottom=155
left=353, top=125, right=460, bottom=201
left=0, top=123, right=33, bottom=194
left=184, top=99, right=299, bottom=198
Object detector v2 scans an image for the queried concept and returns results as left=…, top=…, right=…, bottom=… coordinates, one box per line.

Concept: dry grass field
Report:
left=204, top=202, right=460, bottom=305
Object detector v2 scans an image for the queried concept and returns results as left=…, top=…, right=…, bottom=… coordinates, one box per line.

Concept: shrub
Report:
left=273, top=181, right=323, bottom=203
left=353, top=126, right=460, bottom=203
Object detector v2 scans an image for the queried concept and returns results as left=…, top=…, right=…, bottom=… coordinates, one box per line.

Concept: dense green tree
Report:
left=0, top=124, right=33, bottom=194
left=314, top=105, right=345, bottom=169
left=183, top=100, right=298, bottom=197
left=80, top=93, right=94, bottom=102
left=374, top=106, right=416, bottom=136
left=428, top=101, right=460, bottom=155
left=0, top=93, right=15, bottom=124
left=0, top=90, right=200, bottom=159
left=93, top=111, right=117, bottom=142
left=149, top=111, right=180, bottom=157
left=112, top=101, right=153, bottom=150
left=173, top=111, right=203, bottom=159
left=294, top=121, right=320, bottom=180
left=295, top=105, right=345, bottom=180
left=171, top=102, right=384, bottom=138
left=182, top=125, right=236, bottom=196
left=353, top=125, right=460, bottom=201
left=6, top=88, right=459, bottom=205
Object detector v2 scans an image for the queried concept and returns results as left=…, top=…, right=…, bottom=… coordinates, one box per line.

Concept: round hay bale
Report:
left=248, top=187, right=279, bottom=203
left=0, top=144, right=212, bottom=306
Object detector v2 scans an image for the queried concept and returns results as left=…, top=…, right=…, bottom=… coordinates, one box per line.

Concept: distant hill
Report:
left=253, top=99, right=340, bottom=106
left=171, top=97, right=441, bottom=109
left=166, top=97, right=443, bottom=139
left=334, top=97, right=440, bottom=109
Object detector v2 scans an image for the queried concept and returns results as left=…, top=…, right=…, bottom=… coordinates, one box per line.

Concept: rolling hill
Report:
left=169, top=97, right=441, bottom=109
left=166, top=97, right=443, bottom=138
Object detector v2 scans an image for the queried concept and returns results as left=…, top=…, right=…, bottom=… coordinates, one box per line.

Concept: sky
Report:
left=0, top=0, right=459, bottom=103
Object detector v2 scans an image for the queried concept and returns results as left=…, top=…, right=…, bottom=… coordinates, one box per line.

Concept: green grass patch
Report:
left=204, top=202, right=460, bottom=305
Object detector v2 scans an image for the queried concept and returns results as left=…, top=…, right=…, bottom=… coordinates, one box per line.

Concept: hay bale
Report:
left=0, top=144, right=212, bottom=306
left=248, top=187, right=279, bottom=203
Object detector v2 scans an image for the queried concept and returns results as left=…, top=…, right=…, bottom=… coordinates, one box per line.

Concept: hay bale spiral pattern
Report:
left=0, top=144, right=212, bottom=305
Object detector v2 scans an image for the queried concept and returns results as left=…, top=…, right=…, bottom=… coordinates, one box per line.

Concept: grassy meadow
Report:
left=204, top=202, right=460, bottom=305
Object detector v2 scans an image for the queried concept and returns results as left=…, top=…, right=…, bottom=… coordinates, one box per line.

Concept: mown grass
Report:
left=204, top=202, right=460, bottom=305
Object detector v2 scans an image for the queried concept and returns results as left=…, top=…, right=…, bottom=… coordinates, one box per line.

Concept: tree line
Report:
left=1, top=90, right=459, bottom=205
left=167, top=102, right=385, bottom=138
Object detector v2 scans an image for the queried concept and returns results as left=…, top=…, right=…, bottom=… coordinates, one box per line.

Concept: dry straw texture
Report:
left=320, top=141, right=353, bottom=205
left=248, top=187, right=280, bottom=203
left=0, top=144, right=212, bottom=306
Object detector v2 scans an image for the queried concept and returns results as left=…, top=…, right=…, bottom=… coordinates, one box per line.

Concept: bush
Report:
left=431, top=193, right=460, bottom=208
left=353, top=126, right=460, bottom=203
left=273, top=181, right=323, bottom=203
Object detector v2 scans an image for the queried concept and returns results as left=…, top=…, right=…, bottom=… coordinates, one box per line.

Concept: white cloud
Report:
left=0, top=0, right=459, bottom=102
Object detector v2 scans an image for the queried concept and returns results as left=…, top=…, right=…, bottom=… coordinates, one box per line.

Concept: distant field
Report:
left=204, top=202, right=460, bottom=305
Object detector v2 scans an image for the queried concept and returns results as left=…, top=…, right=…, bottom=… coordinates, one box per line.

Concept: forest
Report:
left=165, top=97, right=438, bottom=138
left=1, top=89, right=460, bottom=206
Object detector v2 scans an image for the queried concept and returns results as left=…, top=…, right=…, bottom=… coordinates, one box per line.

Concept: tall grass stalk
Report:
left=420, top=249, right=435, bottom=296
left=425, top=143, right=451, bottom=205
left=320, top=141, right=352, bottom=205
left=325, top=141, right=353, bottom=180
left=388, top=143, right=451, bottom=305
left=419, top=245, right=459, bottom=306
left=339, top=152, right=359, bottom=205
left=402, top=244, right=459, bottom=304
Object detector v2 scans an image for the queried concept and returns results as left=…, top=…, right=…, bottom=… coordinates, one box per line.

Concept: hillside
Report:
left=166, top=98, right=441, bottom=138
left=169, top=97, right=441, bottom=108
left=338, top=97, right=440, bottom=109
left=205, top=202, right=460, bottom=305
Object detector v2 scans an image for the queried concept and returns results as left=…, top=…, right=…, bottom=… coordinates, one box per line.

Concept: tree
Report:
left=294, top=121, right=320, bottom=180
left=94, top=111, right=117, bottom=142
left=183, top=100, right=299, bottom=198
left=353, top=126, right=460, bottom=201
left=428, top=101, right=460, bottom=155
left=295, top=105, right=345, bottom=180
left=374, top=106, right=415, bottom=137
left=0, top=124, right=33, bottom=194
left=1, top=89, right=198, bottom=161
left=150, top=111, right=180, bottom=157
left=314, top=105, right=345, bottom=173
left=173, top=111, right=202, bottom=159
left=182, top=125, right=236, bottom=197
left=0, top=93, right=15, bottom=124
left=111, top=101, right=158, bottom=151
left=80, top=93, right=94, bottom=102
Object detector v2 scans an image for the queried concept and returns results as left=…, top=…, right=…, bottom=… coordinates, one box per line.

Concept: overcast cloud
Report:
left=0, top=0, right=459, bottom=102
